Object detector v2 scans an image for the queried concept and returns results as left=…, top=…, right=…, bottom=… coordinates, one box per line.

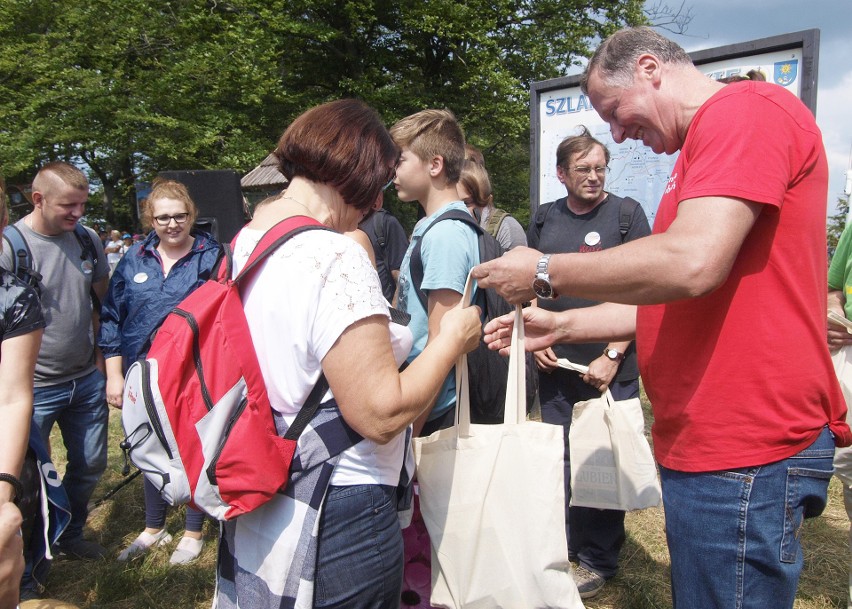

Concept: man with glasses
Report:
left=527, top=127, right=650, bottom=598
left=0, top=163, right=109, bottom=580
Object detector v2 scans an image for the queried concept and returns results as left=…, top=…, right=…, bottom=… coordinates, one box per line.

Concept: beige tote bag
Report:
left=569, top=386, right=661, bottom=511
left=413, top=275, right=584, bottom=609
left=831, top=344, right=852, bottom=486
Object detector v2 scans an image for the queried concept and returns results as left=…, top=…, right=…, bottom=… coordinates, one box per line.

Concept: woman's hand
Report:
left=439, top=303, right=482, bottom=355
left=105, top=357, right=125, bottom=409
left=106, top=374, right=124, bottom=409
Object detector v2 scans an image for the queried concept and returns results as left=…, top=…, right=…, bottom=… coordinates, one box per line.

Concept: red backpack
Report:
left=120, top=216, right=328, bottom=520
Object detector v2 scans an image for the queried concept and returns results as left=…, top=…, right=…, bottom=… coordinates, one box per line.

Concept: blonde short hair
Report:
left=390, top=109, right=466, bottom=183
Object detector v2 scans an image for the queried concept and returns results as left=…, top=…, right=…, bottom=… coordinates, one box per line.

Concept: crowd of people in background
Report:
left=0, top=24, right=849, bottom=609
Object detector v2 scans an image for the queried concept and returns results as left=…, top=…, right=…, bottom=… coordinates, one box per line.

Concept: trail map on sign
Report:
left=533, top=46, right=805, bottom=226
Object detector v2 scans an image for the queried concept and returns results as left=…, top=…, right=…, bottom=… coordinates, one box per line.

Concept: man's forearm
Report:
left=554, top=303, right=637, bottom=344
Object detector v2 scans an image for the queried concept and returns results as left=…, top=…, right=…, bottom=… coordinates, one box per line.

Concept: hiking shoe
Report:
left=55, top=538, right=109, bottom=560
left=117, top=530, right=172, bottom=561
left=169, top=536, right=204, bottom=565
left=573, top=565, right=606, bottom=599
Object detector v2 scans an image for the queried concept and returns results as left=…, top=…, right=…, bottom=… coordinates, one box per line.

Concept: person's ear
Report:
left=556, top=165, right=568, bottom=184
left=429, top=155, right=445, bottom=178
left=636, top=53, right=661, bottom=86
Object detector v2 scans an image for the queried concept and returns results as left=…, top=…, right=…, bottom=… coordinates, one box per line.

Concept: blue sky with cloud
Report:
left=653, top=0, right=852, bottom=212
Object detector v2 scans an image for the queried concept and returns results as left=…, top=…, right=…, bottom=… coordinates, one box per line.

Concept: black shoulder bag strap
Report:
left=409, top=209, right=480, bottom=312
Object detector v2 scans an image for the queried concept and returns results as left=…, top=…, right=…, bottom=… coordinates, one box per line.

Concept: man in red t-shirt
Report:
left=473, top=26, right=850, bottom=609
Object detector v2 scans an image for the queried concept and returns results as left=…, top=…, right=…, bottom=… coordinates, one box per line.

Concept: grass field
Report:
left=41, top=406, right=849, bottom=609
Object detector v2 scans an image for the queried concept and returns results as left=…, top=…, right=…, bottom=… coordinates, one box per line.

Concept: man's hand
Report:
left=483, top=307, right=563, bottom=356
left=583, top=355, right=619, bottom=393
left=828, top=291, right=852, bottom=352
left=471, top=246, right=541, bottom=305
left=534, top=347, right=559, bottom=372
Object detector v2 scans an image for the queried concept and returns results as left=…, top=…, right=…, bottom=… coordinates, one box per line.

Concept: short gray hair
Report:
left=581, top=26, right=692, bottom=93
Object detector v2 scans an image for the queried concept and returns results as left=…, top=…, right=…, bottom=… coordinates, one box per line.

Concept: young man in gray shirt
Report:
left=1, top=162, right=109, bottom=573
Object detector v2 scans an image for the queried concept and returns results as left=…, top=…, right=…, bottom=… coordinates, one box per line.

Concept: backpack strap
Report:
left=213, top=243, right=233, bottom=282
left=410, top=209, right=482, bottom=312
left=484, top=208, right=509, bottom=239
left=618, top=196, right=641, bottom=242
left=228, top=216, right=328, bottom=284
left=372, top=209, right=390, bottom=273
left=2, top=225, right=41, bottom=289
left=283, top=374, right=330, bottom=441
left=72, top=224, right=103, bottom=310
left=73, top=224, right=100, bottom=271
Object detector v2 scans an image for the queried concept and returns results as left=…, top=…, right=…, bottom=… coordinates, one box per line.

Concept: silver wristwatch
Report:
left=532, top=254, right=558, bottom=300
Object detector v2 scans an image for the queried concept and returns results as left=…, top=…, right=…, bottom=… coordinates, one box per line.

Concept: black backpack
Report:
left=410, top=209, right=536, bottom=423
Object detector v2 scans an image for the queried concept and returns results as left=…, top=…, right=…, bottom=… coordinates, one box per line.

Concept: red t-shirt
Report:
left=637, top=81, right=852, bottom=472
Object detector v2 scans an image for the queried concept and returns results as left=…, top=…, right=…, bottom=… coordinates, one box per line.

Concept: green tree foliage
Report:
left=828, top=195, right=850, bottom=260
left=0, top=0, right=646, bottom=229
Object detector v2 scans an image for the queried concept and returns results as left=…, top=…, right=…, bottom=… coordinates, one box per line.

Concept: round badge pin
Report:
left=133, top=272, right=149, bottom=284
left=584, top=232, right=601, bottom=247
left=80, top=260, right=94, bottom=274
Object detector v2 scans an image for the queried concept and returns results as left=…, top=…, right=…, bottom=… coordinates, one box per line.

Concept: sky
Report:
left=577, top=0, right=852, bottom=214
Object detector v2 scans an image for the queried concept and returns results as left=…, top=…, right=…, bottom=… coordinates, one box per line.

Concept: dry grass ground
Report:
left=42, top=405, right=848, bottom=609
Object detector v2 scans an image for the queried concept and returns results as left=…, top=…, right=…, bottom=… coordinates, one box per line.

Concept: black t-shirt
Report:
left=0, top=268, right=45, bottom=348
left=527, top=194, right=651, bottom=381
left=360, top=209, right=410, bottom=302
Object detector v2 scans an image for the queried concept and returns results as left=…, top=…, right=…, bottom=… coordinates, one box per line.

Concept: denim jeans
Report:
left=143, top=476, right=206, bottom=533
left=314, top=484, right=403, bottom=608
left=539, top=368, right=637, bottom=578
left=660, top=426, right=835, bottom=609
left=31, top=368, right=108, bottom=543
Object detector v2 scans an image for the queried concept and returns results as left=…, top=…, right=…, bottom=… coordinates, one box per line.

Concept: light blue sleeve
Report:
left=419, top=219, right=479, bottom=299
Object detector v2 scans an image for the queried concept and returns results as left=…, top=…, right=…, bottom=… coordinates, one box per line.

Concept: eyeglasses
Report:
left=153, top=213, right=189, bottom=226
left=382, top=169, right=397, bottom=191
left=570, top=166, right=609, bottom=177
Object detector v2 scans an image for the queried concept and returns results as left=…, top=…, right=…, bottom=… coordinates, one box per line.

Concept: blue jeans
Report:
left=314, top=484, right=403, bottom=608
left=31, top=369, right=108, bottom=543
left=143, top=477, right=206, bottom=533
left=539, top=368, right=637, bottom=578
left=660, top=426, right=835, bottom=609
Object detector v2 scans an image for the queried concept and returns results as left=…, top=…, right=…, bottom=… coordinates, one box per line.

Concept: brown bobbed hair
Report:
left=140, top=178, right=199, bottom=230
left=459, top=160, right=493, bottom=209
left=275, top=99, right=399, bottom=211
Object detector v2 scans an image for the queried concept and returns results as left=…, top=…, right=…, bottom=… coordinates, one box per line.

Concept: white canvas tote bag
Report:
left=413, top=275, right=584, bottom=609
left=568, top=377, right=661, bottom=511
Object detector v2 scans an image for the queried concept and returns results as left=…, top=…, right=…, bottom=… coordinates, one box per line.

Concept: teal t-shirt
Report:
left=397, top=201, right=480, bottom=422
left=829, top=223, right=852, bottom=320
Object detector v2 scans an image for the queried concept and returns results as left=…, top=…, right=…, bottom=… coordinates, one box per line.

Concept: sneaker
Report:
left=117, top=530, right=173, bottom=561
left=55, top=537, right=109, bottom=560
left=573, top=565, right=606, bottom=599
left=169, top=536, right=204, bottom=565
left=19, top=585, right=42, bottom=601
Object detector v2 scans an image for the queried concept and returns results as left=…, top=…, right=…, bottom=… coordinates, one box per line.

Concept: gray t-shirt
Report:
left=478, top=206, right=528, bottom=251
left=0, top=220, right=108, bottom=385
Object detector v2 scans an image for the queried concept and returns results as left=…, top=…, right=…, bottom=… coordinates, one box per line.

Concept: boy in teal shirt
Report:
left=390, top=109, right=479, bottom=436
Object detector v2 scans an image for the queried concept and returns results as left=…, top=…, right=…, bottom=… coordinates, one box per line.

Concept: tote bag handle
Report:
left=454, top=272, right=526, bottom=437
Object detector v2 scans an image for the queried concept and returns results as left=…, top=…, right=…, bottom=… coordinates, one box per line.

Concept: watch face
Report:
left=533, top=277, right=554, bottom=299
left=606, top=349, right=618, bottom=359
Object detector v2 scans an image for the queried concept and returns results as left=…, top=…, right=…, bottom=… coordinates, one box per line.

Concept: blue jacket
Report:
left=98, top=229, right=221, bottom=371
